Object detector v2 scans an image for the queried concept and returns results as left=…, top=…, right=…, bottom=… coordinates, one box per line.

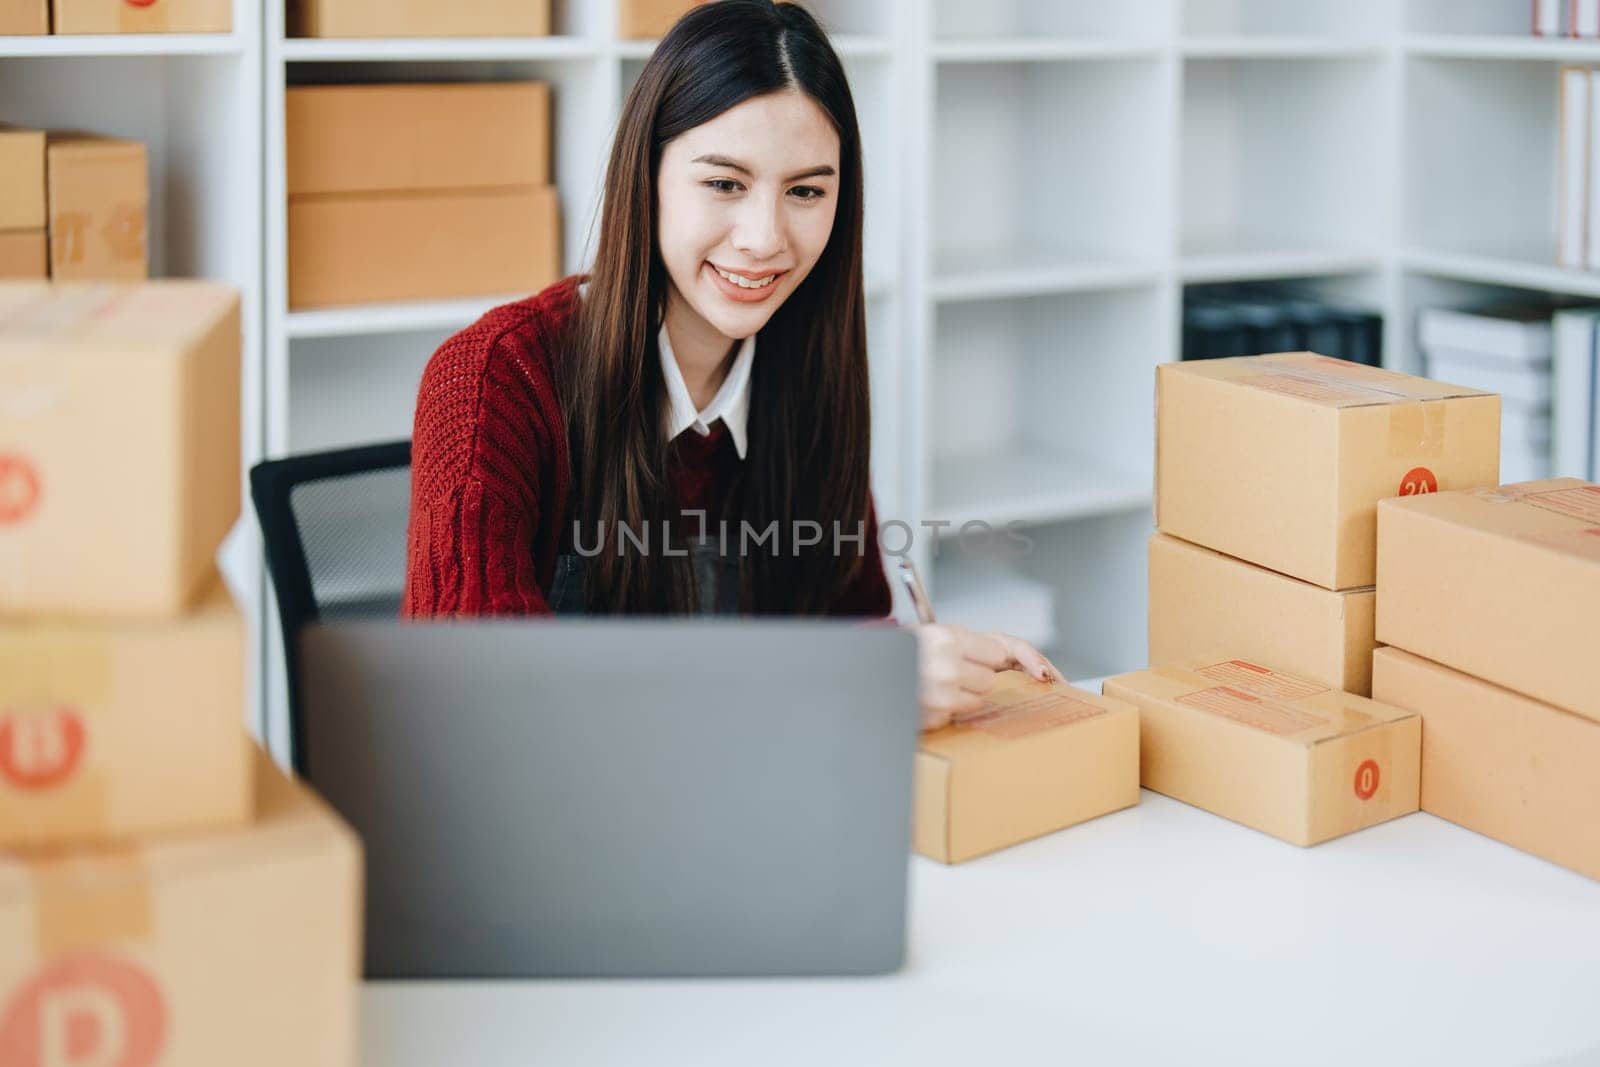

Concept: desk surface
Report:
left=361, top=792, right=1600, bottom=1067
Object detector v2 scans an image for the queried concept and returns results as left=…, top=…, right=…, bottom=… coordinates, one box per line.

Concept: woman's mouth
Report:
left=706, top=261, right=785, bottom=303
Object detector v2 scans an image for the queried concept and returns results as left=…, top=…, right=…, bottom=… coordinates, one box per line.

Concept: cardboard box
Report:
left=0, top=0, right=47, bottom=33
left=0, top=576, right=250, bottom=848
left=0, top=230, right=47, bottom=279
left=1376, top=478, right=1600, bottom=723
left=0, top=125, right=46, bottom=232
left=51, top=0, right=230, bottom=33
left=1103, top=663, right=1420, bottom=846
left=618, top=0, right=708, bottom=38
left=1372, top=647, right=1600, bottom=882
left=286, top=82, right=550, bottom=195
left=0, top=745, right=362, bottom=1067
left=0, top=281, right=241, bottom=618
left=46, top=134, right=149, bottom=282
left=913, top=671, right=1139, bottom=864
left=288, top=184, right=561, bottom=309
left=1155, top=352, right=1501, bottom=590
left=291, top=0, right=550, bottom=37
left=1148, top=532, right=1377, bottom=696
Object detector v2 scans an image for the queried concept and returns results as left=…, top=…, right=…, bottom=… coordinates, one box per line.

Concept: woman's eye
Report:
left=705, top=179, right=742, bottom=194
left=790, top=186, right=826, bottom=201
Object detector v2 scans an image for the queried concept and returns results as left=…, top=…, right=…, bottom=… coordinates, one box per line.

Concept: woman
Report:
left=403, top=0, right=1063, bottom=728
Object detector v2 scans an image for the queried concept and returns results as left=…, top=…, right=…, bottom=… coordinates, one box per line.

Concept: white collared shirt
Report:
left=576, top=279, right=754, bottom=459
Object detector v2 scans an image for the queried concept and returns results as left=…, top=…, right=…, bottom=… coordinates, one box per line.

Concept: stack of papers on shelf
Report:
left=1419, top=303, right=1556, bottom=483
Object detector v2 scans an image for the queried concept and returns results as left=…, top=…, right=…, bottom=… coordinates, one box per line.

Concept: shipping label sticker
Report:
left=956, top=691, right=1107, bottom=741
left=1353, top=759, right=1381, bottom=801
left=0, top=453, right=40, bottom=525
left=1522, top=485, right=1600, bottom=525
left=1398, top=466, right=1438, bottom=497
left=1196, top=661, right=1329, bottom=700
left=1176, top=686, right=1329, bottom=736
left=0, top=706, right=87, bottom=791
left=0, top=952, right=166, bottom=1067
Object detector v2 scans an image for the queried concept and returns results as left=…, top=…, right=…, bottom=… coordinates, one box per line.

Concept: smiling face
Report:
left=655, top=90, right=842, bottom=343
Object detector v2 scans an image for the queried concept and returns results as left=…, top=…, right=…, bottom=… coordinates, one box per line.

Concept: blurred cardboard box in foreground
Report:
left=0, top=745, right=362, bottom=1067
left=0, top=574, right=250, bottom=848
left=0, top=280, right=240, bottom=618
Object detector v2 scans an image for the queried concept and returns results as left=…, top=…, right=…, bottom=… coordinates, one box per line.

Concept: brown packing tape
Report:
left=25, top=843, right=153, bottom=957
left=0, top=630, right=112, bottom=835
left=1387, top=400, right=1448, bottom=460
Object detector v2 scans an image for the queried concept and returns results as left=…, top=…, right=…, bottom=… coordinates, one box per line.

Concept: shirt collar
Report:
left=657, top=321, right=754, bottom=460
left=577, top=277, right=754, bottom=460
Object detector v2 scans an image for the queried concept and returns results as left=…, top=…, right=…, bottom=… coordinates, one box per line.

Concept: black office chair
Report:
left=250, top=440, right=412, bottom=770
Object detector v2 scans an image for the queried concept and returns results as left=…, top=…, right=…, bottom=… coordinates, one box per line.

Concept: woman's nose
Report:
left=731, top=193, right=787, bottom=259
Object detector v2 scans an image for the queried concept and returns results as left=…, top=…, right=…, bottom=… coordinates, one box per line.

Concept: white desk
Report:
left=361, top=793, right=1600, bottom=1066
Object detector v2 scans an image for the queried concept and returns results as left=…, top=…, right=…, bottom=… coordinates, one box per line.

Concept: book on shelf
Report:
left=1536, top=0, right=1562, bottom=36
left=1181, top=284, right=1381, bottom=366
left=1552, top=305, right=1600, bottom=479
left=1560, top=67, right=1590, bottom=270
left=1575, top=0, right=1600, bottom=38
left=1418, top=302, right=1559, bottom=483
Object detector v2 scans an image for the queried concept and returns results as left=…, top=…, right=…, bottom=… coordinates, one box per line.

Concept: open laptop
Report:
left=297, top=618, right=920, bottom=979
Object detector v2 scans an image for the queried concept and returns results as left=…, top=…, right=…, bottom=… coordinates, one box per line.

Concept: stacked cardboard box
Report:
left=0, top=127, right=48, bottom=279
left=1373, top=478, right=1600, bottom=881
left=1103, top=663, right=1420, bottom=846
left=1150, top=351, right=1501, bottom=695
left=619, top=0, right=709, bottom=38
left=286, top=81, right=561, bottom=309
left=290, top=0, right=550, bottom=37
left=0, top=281, right=362, bottom=1064
left=51, top=0, right=231, bottom=33
left=913, top=670, right=1139, bottom=864
left=0, top=125, right=148, bottom=281
left=0, top=0, right=47, bottom=33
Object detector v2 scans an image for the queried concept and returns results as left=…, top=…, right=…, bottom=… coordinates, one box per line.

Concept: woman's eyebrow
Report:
left=691, top=153, right=836, bottom=182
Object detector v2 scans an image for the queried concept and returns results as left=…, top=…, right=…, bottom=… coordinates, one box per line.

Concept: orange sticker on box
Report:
left=1398, top=466, right=1438, bottom=497
left=0, top=952, right=167, bottom=1067
left=0, top=454, right=40, bottom=524
left=0, top=706, right=87, bottom=791
left=1353, top=759, right=1380, bottom=800
left=1176, top=686, right=1328, bottom=736
left=956, top=691, right=1107, bottom=741
left=1196, top=661, right=1328, bottom=700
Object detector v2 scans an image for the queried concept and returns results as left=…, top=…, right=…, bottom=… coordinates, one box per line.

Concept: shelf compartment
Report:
left=1403, top=57, right=1563, bottom=269
left=934, top=58, right=1168, bottom=279
left=1182, top=56, right=1386, bottom=259
left=926, top=287, right=1161, bottom=529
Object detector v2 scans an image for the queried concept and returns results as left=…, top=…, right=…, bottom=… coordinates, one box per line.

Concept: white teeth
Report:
left=713, top=265, right=777, bottom=289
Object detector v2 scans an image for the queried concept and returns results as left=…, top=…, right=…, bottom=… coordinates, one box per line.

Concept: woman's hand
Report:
left=914, top=623, right=1066, bottom=732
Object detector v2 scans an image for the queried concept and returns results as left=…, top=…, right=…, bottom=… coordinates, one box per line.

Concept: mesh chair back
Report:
left=250, top=440, right=411, bottom=768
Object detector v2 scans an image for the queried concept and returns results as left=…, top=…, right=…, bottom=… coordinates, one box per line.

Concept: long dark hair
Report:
left=557, top=0, right=872, bottom=615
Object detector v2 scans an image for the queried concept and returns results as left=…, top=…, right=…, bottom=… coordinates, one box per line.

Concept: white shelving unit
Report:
left=9, top=0, right=1588, bottom=742
left=0, top=0, right=266, bottom=735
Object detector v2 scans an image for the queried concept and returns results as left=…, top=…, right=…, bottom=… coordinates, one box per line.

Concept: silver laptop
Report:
left=297, top=619, right=920, bottom=978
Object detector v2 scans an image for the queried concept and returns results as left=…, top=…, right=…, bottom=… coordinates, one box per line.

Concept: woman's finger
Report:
left=992, top=633, right=1064, bottom=683
left=956, top=629, right=1013, bottom=671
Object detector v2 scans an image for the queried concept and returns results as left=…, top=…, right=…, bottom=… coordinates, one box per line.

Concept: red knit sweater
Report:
left=402, top=274, right=893, bottom=619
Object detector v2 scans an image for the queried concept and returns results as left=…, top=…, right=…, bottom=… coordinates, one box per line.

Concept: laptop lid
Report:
left=297, top=618, right=920, bottom=978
